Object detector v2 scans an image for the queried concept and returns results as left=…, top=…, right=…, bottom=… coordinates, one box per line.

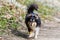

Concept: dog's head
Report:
left=29, top=15, right=36, bottom=22
left=27, top=15, right=37, bottom=28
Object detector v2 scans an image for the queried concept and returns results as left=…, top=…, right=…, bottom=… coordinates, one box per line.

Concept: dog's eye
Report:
left=33, top=19, right=35, bottom=21
left=30, top=19, right=35, bottom=22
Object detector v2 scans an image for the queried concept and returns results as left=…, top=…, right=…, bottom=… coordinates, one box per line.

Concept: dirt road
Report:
left=0, top=19, right=60, bottom=40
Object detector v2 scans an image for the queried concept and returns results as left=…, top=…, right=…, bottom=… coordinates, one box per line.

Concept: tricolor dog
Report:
left=25, top=4, right=41, bottom=38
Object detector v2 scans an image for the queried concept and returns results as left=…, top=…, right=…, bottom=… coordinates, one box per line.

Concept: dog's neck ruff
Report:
left=27, top=12, right=35, bottom=17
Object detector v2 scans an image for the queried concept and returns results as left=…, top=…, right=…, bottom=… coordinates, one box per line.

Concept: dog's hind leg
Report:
left=35, top=27, right=40, bottom=39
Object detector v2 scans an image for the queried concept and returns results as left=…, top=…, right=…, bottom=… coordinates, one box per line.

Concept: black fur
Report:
left=25, top=4, right=41, bottom=33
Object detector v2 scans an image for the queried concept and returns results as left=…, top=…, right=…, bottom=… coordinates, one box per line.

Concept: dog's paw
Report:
left=29, top=32, right=34, bottom=38
left=34, top=36, right=37, bottom=39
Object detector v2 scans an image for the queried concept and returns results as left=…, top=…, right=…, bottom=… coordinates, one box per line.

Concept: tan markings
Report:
left=29, top=31, right=34, bottom=38
left=32, top=22, right=37, bottom=27
left=29, top=31, right=33, bottom=34
left=28, top=22, right=37, bottom=31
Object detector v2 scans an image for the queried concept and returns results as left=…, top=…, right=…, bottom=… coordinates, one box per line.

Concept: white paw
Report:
left=35, top=36, right=37, bottom=39
left=29, top=32, right=34, bottom=38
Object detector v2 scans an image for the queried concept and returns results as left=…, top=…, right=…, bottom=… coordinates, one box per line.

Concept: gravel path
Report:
left=0, top=20, right=60, bottom=40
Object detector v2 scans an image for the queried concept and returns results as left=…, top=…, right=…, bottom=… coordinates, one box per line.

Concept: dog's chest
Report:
left=28, top=22, right=37, bottom=30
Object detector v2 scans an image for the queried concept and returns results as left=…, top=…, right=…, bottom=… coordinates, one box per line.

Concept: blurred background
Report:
left=0, top=0, right=60, bottom=40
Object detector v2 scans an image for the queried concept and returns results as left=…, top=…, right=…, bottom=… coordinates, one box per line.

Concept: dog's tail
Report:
left=27, top=3, right=38, bottom=14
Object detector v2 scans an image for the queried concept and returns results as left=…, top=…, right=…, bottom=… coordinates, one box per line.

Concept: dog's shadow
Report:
left=8, top=27, right=29, bottom=39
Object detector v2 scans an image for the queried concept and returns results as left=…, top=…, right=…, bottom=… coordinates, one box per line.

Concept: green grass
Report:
left=0, top=5, right=20, bottom=35
left=38, top=3, right=54, bottom=15
left=16, top=0, right=35, bottom=5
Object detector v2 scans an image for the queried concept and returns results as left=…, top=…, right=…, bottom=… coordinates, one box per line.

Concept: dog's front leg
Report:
left=35, top=27, right=40, bottom=39
left=29, top=31, right=34, bottom=38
